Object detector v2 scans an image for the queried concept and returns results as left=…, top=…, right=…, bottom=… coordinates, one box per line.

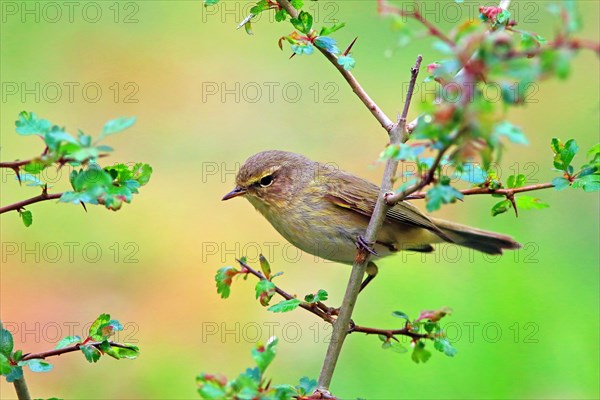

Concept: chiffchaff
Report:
left=222, top=150, right=520, bottom=265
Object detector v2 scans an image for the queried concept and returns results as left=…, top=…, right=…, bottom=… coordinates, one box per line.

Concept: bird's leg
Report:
left=356, top=235, right=378, bottom=256
left=359, top=261, right=379, bottom=293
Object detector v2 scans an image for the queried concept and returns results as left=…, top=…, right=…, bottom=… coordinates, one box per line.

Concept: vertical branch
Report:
left=13, top=377, right=32, bottom=400
left=317, top=55, right=423, bottom=390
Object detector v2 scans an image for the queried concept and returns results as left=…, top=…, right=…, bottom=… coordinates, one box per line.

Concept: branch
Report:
left=0, top=159, right=34, bottom=169
left=0, top=191, right=63, bottom=214
left=13, top=377, right=31, bottom=400
left=238, top=259, right=335, bottom=324
left=384, top=142, right=453, bottom=206
left=276, top=0, right=395, bottom=133
left=237, top=259, right=430, bottom=341
left=317, top=55, right=423, bottom=390
left=404, top=182, right=555, bottom=200
left=377, top=0, right=456, bottom=48
left=20, top=341, right=135, bottom=362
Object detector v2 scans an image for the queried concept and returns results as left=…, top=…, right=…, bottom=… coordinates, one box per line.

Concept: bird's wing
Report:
left=322, top=171, right=449, bottom=238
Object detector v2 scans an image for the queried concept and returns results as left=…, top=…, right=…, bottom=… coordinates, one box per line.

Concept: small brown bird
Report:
left=223, top=150, right=520, bottom=275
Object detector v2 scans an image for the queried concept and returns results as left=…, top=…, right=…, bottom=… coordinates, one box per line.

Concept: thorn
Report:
left=80, top=201, right=88, bottom=212
left=343, top=36, right=358, bottom=56
left=14, top=168, right=22, bottom=185
left=42, top=184, right=48, bottom=196
left=508, top=195, right=518, bottom=217
left=289, top=52, right=297, bottom=60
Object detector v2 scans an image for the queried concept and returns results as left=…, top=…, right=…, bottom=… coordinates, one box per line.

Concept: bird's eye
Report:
left=259, top=175, right=274, bottom=187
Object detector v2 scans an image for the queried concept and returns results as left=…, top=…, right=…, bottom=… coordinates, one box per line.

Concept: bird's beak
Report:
left=222, top=186, right=247, bottom=201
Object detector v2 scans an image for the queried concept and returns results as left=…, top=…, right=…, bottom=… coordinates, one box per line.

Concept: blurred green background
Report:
left=1, top=1, right=598, bottom=399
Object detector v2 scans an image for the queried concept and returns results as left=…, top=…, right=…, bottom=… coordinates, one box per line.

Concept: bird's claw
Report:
left=356, top=235, right=378, bottom=256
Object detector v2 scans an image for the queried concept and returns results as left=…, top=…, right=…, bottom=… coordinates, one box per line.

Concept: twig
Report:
left=404, top=182, right=556, bottom=200
left=0, top=192, right=63, bottom=214
left=13, top=377, right=31, bottom=400
left=0, top=159, right=34, bottom=169
left=20, top=341, right=135, bottom=362
left=237, top=258, right=430, bottom=341
left=377, top=0, right=456, bottom=49
left=317, top=55, right=423, bottom=390
left=384, top=143, right=453, bottom=206
left=276, top=0, right=396, bottom=133
left=238, top=259, right=335, bottom=323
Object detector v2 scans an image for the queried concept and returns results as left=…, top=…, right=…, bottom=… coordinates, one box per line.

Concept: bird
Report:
left=222, top=150, right=521, bottom=289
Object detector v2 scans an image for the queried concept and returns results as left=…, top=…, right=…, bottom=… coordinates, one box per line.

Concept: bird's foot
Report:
left=356, top=235, right=378, bottom=256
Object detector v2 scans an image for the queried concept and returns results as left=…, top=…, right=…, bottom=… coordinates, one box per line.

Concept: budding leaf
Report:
left=259, top=254, right=271, bottom=279
left=255, top=280, right=276, bottom=307
left=296, top=376, right=318, bottom=396
left=251, top=337, right=277, bottom=373
left=434, top=338, right=458, bottom=357
left=215, top=266, right=239, bottom=299
left=411, top=341, right=431, bottom=364
left=80, top=345, right=101, bottom=363
left=19, top=210, right=33, bottom=227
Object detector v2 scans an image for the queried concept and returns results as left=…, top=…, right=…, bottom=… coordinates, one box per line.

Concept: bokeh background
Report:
left=1, top=1, right=598, bottom=399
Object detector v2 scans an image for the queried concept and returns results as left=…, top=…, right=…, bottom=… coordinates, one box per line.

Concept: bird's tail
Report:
left=432, top=218, right=521, bottom=255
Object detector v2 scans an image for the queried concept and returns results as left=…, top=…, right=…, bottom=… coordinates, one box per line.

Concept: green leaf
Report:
left=390, top=341, right=408, bottom=353
left=290, top=0, right=304, bottom=9
left=304, top=289, right=328, bottom=303
left=296, top=376, right=318, bottom=396
left=459, top=163, right=487, bottom=184
left=0, top=327, right=13, bottom=358
left=507, top=174, right=526, bottom=189
left=80, top=344, right=101, bottom=363
left=392, top=311, right=410, bottom=320
left=516, top=196, right=549, bottom=210
left=290, top=11, right=313, bottom=34
left=21, top=359, right=53, bottom=373
left=19, top=210, right=32, bottom=227
left=55, top=335, right=81, bottom=349
left=274, top=9, right=287, bottom=22
left=98, top=116, right=136, bottom=141
left=337, top=55, right=356, bottom=71
left=100, top=341, right=140, bottom=360
left=492, top=199, right=512, bottom=216
left=552, top=177, right=571, bottom=191
left=18, top=173, right=45, bottom=187
left=88, top=313, right=111, bottom=340
left=426, top=184, right=464, bottom=212
left=203, top=0, right=219, bottom=5
left=572, top=174, right=600, bottom=192
left=319, top=22, right=346, bottom=36
left=4, top=365, right=23, bottom=382
left=251, top=337, right=277, bottom=373
left=268, top=299, right=301, bottom=313
left=255, top=280, right=276, bottom=307
left=433, top=338, right=458, bottom=357
left=411, top=341, right=432, bottom=364
left=23, top=161, right=45, bottom=174
left=15, top=111, right=51, bottom=136
left=215, top=266, right=239, bottom=299
left=0, top=354, right=11, bottom=375
left=493, top=121, right=528, bottom=145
